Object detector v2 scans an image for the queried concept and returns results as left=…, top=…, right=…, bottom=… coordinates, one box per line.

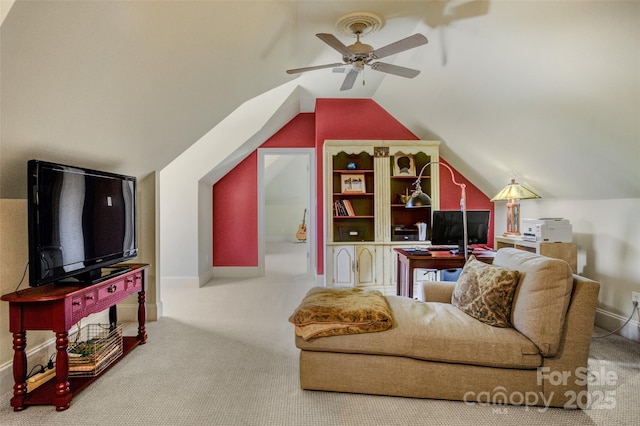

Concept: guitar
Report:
left=296, top=208, right=307, bottom=241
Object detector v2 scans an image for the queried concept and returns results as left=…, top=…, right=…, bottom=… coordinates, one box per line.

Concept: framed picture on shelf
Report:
left=393, top=153, right=415, bottom=176
left=341, top=174, right=366, bottom=193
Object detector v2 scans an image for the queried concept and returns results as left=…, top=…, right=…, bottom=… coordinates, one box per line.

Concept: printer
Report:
left=522, top=218, right=573, bottom=243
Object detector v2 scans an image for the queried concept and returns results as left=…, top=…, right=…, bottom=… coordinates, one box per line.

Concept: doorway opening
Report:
left=258, top=148, right=316, bottom=278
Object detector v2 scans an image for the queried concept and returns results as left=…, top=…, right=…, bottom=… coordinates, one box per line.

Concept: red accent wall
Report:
left=438, top=159, right=495, bottom=246
left=263, top=113, right=316, bottom=148
left=212, top=114, right=315, bottom=266
left=212, top=152, right=259, bottom=266
left=212, top=101, right=494, bottom=271
left=315, top=99, right=418, bottom=141
left=314, top=99, right=419, bottom=273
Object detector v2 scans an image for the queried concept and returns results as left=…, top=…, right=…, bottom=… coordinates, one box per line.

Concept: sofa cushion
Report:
left=451, top=256, right=520, bottom=327
left=295, top=296, right=542, bottom=369
left=493, top=248, right=574, bottom=357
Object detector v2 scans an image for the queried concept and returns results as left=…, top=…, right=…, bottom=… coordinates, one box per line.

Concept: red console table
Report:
left=1, top=263, right=149, bottom=411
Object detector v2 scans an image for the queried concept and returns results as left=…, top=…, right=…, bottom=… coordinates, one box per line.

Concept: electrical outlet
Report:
left=632, top=292, right=640, bottom=305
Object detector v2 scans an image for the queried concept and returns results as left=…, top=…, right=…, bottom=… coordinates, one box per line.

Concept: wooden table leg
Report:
left=407, top=262, right=415, bottom=299
left=10, top=331, right=27, bottom=411
left=109, top=304, right=118, bottom=331
left=137, top=290, right=147, bottom=344
left=53, top=331, right=71, bottom=411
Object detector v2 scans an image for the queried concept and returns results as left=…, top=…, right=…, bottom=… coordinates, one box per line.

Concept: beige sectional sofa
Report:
left=294, top=248, right=600, bottom=408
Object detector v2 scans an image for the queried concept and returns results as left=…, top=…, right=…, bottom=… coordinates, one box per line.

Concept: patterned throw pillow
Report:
left=451, top=256, right=520, bottom=327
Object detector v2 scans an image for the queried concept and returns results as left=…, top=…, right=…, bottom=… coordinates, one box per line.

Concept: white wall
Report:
left=0, top=0, right=15, bottom=25
left=158, top=82, right=300, bottom=289
left=494, top=198, right=640, bottom=341
left=0, top=201, right=56, bottom=396
left=264, top=155, right=309, bottom=242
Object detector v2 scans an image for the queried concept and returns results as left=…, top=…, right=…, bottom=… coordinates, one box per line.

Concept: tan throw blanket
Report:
left=289, top=287, right=394, bottom=340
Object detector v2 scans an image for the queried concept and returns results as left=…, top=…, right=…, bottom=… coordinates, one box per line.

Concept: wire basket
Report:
left=67, top=324, right=123, bottom=377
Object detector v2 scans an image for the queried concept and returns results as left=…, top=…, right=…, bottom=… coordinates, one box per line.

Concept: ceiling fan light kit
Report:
left=286, top=12, right=428, bottom=91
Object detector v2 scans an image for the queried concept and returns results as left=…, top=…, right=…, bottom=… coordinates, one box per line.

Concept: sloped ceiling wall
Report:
left=0, top=0, right=296, bottom=197
left=376, top=1, right=640, bottom=201
left=1, top=1, right=638, bottom=198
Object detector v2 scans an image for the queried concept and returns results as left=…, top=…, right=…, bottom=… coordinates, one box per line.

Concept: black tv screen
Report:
left=28, top=160, right=137, bottom=286
left=431, top=210, right=490, bottom=246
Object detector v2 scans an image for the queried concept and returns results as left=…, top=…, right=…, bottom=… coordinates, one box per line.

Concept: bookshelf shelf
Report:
left=324, top=140, right=440, bottom=291
left=333, top=216, right=375, bottom=219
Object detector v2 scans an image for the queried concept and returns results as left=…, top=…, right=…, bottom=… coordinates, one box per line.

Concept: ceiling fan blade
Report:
left=286, top=63, right=345, bottom=74
left=369, top=62, right=421, bottom=78
left=340, top=70, right=359, bottom=91
left=371, top=33, right=428, bottom=60
left=316, top=33, right=354, bottom=59
left=447, top=0, right=490, bottom=22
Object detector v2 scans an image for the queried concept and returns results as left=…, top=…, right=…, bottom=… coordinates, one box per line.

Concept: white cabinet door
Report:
left=355, top=245, right=377, bottom=286
left=331, top=245, right=379, bottom=287
left=333, top=245, right=355, bottom=287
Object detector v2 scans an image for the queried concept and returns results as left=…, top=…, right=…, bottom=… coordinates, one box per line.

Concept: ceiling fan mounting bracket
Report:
left=336, top=12, right=385, bottom=38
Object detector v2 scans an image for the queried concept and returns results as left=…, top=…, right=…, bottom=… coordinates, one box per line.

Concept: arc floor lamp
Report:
left=405, top=161, right=468, bottom=260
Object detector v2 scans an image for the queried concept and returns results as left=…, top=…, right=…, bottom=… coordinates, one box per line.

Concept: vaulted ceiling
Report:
left=1, top=1, right=638, bottom=200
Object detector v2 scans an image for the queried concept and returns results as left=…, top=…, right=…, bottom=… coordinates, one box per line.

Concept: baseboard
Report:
left=163, top=271, right=262, bottom=289
left=0, top=322, right=85, bottom=397
left=211, top=266, right=260, bottom=279
left=0, top=339, right=53, bottom=397
left=118, top=303, right=158, bottom=322
left=199, top=267, right=214, bottom=287
left=595, top=307, right=640, bottom=342
left=161, top=276, right=200, bottom=289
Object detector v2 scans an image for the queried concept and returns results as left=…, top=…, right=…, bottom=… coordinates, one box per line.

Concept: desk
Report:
left=394, top=249, right=495, bottom=298
left=494, top=236, right=577, bottom=273
left=1, top=264, right=148, bottom=412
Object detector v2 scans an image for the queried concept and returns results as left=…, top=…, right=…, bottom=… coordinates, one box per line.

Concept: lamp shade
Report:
left=490, top=179, right=540, bottom=202
left=405, top=191, right=431, bottom=208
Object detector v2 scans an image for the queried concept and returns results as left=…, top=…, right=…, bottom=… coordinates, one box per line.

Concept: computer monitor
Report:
left=431, top=210, right=490, bottom=246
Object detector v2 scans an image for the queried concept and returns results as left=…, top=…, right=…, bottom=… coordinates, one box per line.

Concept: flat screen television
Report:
left=431, top=210, right=490, bottom=246
left=27, top=160, right=138, bottom=286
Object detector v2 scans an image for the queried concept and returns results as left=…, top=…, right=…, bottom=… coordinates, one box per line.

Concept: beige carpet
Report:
left=1, top=242, right=638, bottom=425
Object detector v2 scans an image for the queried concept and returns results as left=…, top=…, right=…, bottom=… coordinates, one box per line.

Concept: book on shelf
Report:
left=334, top=200, right=355, bottom=217
left=342, top=199, right=356, bottom=216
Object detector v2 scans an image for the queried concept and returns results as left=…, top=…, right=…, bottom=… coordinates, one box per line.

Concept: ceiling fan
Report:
left=286, top=12, right=428, bottom=91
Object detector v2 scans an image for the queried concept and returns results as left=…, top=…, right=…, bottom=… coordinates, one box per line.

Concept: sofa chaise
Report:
left=292, top=248, right=600, bottom=409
